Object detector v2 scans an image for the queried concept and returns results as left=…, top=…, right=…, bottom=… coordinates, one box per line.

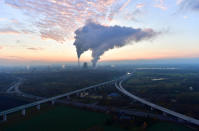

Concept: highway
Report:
left=2, top=73, right=199, bottom=127
left=6, top=78, right=23, bottom=94
left=115, top=74, right=199, bottom=126
left=0, top=77, right=119, bottom=120
left=1, top=75, right=177, bottom=123
left=62, top=101, right=176, bottom=122
left=4, top=78, right=46, bottom=100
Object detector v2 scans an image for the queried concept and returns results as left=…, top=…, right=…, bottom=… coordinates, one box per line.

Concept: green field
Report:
left=1, top=105, right=194, bottom=131
left=19, top=69, right=124, bottom=97
left=124, top=69, right=199, bottom=119
left=1, top=106, right=126, bottom=131
left=147, top=122, right=193, bottom=131
left=0, top=73, right=16, bottom=92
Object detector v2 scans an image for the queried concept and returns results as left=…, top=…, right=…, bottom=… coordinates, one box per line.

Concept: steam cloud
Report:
left=74, top=21, right=159, bottom=67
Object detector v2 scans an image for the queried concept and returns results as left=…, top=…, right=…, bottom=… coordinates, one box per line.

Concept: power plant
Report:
left=73, top=21, right=158, bottom=67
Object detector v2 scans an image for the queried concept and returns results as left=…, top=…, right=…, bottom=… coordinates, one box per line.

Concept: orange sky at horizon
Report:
left=1, top=44, right=199, bottom=63
left=1, top=0, right=199, bottom=65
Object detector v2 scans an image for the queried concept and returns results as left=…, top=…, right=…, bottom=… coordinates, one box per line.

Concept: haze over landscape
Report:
left=0, top=0, right=199, bottom=131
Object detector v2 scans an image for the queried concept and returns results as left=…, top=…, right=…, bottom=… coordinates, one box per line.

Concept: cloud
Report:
left=0, top=27, right=19, bottom=34
left=123, top=3, right=145, bottom=22
left=0, top=26, right=33, bottom=35
left=154, top=0, right=167, bottom=10
left=74, top=21, right=159, bottom=67
left=26, top=47, right=44, bottom=51
left=6, top=56, right=24, bottom=59
left=136, top=3, right=145, bottom=9
left=16, top=40, right=21, bottom=43
left=183, top=15, right=188, bottom=19
left=0, top=46, right=3, bottom=50
left=10, top=19, right=19, bottom=24
left=4, top=0, right=138, bottom=42
left=119, top=0, right=132, bottom=11
left=124, top=9, right=143, bottom=21
left=180, top=0, right=199, bottom=11
left=176, top=0, right=183, bottom=5
left=0, top=18, right=7, bottom=22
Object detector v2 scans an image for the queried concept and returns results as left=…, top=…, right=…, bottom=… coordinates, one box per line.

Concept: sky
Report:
left=0, top=0, right=199, bottom=65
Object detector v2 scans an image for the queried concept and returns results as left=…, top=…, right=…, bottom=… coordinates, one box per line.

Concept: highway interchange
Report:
left=1, top=73, right=199, bottom=127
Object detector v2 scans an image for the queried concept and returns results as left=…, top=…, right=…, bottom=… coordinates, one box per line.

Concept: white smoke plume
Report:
left=74, top=21, right=159, bottom=67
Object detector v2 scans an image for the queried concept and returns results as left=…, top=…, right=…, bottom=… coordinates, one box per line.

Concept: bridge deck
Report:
left=0, top=79, right=117, bottom=116
left=115, top=75, right=199, bottom=126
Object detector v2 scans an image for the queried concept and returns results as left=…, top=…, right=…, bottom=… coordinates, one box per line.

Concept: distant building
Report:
left=80, top=92, right=89, bottom=98
left=26, top=65, right=30, bottom=70
left=62, top=64, right=65, bottom=69
left=189, top=86, right=193, bottom=91
left=83, top=62, right=88, bottom=69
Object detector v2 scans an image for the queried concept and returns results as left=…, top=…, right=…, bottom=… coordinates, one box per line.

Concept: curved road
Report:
left=115, top=74, right=199, bottom=126
left=6, top=78, right=23, bottom=94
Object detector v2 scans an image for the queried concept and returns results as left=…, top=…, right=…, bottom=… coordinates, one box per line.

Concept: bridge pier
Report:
left=37, top=105, right=40, bottom=110
left=22, top=109, right=26, bottom=116
left=3, top=114, right=7, bottom=121
left=150, top=107, right=153, bottom=111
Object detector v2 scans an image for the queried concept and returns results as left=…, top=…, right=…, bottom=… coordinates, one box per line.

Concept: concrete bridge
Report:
left=115, top=73, right=199, bottom=127
left=1, top=72, right=199, bottom=127
left=0, top=77, right=120, bottom=122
